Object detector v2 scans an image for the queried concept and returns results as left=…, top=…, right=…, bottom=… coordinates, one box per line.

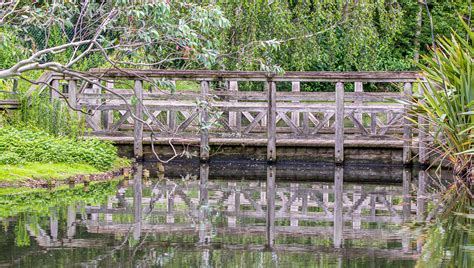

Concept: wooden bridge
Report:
left=20, top=69, right=430, bottom=164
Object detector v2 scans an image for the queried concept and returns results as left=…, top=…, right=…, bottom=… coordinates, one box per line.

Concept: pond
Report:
left=0, top=162, right=429, bottom=267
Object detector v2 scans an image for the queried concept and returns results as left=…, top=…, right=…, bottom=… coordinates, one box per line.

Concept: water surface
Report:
left=0, top=163, right=427, bottom=267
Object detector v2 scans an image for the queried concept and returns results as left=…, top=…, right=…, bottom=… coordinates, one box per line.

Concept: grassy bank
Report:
left=0, top=126, right=130, bottom=186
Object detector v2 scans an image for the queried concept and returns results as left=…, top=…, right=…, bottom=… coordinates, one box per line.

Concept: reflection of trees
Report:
left=1, top=165, right=441, bottom=266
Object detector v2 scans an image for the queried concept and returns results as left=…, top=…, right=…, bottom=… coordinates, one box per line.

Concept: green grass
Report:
left=0, top=162, right=99, bottom=182
left=0, top=157, right=130, bottom=183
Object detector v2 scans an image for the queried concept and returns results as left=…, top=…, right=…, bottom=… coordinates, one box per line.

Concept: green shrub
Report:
left=0, top=126, right=118, bottom=170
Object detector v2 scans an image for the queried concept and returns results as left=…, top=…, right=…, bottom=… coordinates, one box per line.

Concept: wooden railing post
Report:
left=51, top=79, right=60, bottom=102
left=291, top=82, right=300, bottom=126
left=354, top=82, right=363, bottom=123
left=267, top=81, right=277, bottom=162
left=68, top=80, right=77, bottom=111
left=418, top=83, right=428, bottom=165
left=133, top=80, right=144, bottom=160
left=200, top=81, right=210, bottom=161
left=168, top=80, right=177, bottom=132
left=403, top=82, right=413, bottom=165
left=92, top=80, right=102, bottom=127
left=335, top=82, right=344, bottom=164
left=104, top=81, right=114, bottom=131
left=228, top=81, right=240, bottom=131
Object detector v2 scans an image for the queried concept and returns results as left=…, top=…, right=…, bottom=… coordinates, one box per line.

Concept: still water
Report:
left=0, top=162, right=429, bottom=267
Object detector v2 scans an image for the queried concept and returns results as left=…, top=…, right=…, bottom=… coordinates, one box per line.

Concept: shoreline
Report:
left=0, top=165, right=131, bottom=188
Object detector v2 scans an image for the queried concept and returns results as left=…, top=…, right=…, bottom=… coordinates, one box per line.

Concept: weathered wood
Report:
left=51, top=79, right=60, bottom=102
left=88, top=69, right=420, bottom=82
left=354, top=82, right=363, bottom=123
left=267, top=81, right=277, bottom=162
left=335, top=82, right=344, bottom=164
left=77, top=90, right=402, bottom=102
left=228, top=81, right=240, bottom=131
left=200, top=81, right=210, bottom=161
left=403, top=83, right=413, bottom=165
left=104, top=81, right=114, bottom=130
left=370, top=113, right=377, bottom=135
left=133, top=80, right=144, bottom=160
left=37, top=70, right=433, bottom=164
left=291, top=82, right=300, bottom=126
left=168, top=80, right=177, bottom=132
left=0, top=100, right=20, bottom=109
left=68, top=80, right=77, bottom=110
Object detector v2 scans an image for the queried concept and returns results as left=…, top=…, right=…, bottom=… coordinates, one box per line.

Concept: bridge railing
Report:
left=42, top=69, right=427, bottom=164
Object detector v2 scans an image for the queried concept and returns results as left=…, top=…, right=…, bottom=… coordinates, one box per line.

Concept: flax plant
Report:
left=412, top=21, right=473, bottom=268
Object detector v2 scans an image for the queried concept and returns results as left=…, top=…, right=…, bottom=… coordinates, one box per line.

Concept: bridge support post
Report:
left=133, top=80, right=143, bottom=160
left=200, top=81, right=210, bottom=161
left=267, top=81, right=277, bottom=162
left=403, top=82, right=413, bottom=165
left=335, top=82, right=344, bottom=164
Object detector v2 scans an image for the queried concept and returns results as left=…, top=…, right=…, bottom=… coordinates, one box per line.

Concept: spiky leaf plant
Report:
left=413, top=21, right=473, bottom=268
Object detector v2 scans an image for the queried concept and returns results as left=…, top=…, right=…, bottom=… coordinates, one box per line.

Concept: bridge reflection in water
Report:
left=30, top=164, right=430, bottom=266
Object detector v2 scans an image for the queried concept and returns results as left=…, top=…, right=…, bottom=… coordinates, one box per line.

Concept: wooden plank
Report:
left=80, top=101, right=403, bottom=113
left=311, top=113, right=334, bottom=135
left=77, top=90, right=402, bottom=102
left=347, top=113, right=369, bottom=136
left=200, top=81, right=210, bottom=161
left=110, top=111, right=131, bottom=132
left=402, top=82, right=412, bottom=165
left=370, top=113, right=377, bottom=135
left=176, top=112, right=198, bottom=132
left=133, top=80, right=144, bottom=160
left=87, top=69, right=420, bottom=82
left=267, top=81, right=277, bottom=162
left=243, top=112, right=266, bottom=134
left=278, top=111, right=303, bottom=135
left=291, top=82, right=300, bottom=126
left=335, top=82, right=344, bottom=164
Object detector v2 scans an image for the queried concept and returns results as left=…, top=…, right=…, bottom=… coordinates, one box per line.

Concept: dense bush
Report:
left=0, top=127, right=118, bottom=170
